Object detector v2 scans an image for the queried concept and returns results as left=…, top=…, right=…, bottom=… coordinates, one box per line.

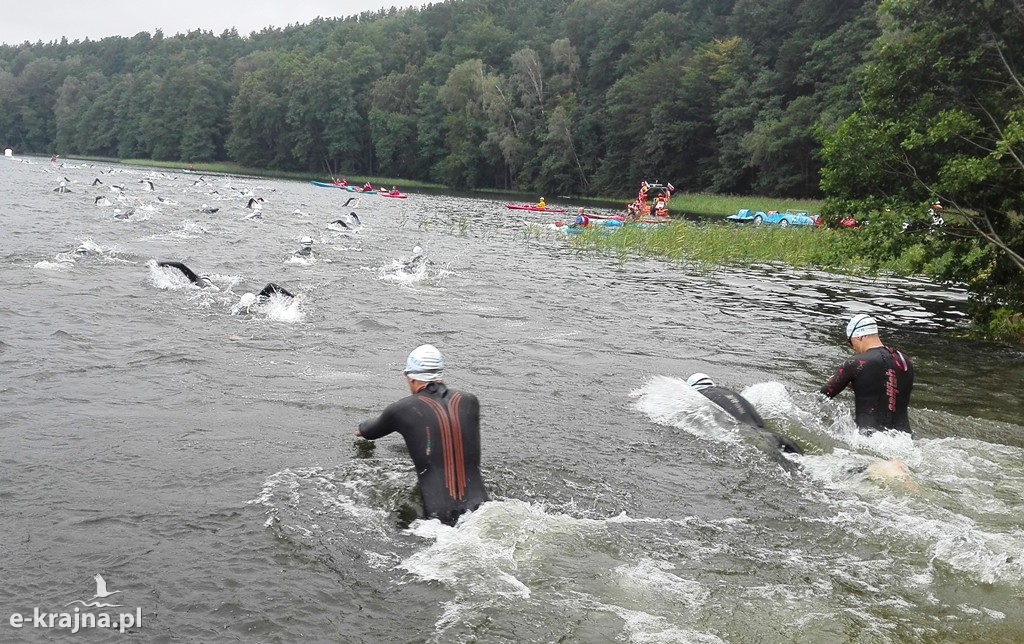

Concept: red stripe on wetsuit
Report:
left=419, top=393, right=467, bottom=500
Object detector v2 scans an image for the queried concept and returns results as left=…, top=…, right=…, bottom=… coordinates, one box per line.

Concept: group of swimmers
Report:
left=356, top=313, right=916, bottom=527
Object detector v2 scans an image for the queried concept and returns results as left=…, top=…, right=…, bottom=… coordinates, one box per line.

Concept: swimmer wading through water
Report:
left=356, top=345, right=490, bottom=526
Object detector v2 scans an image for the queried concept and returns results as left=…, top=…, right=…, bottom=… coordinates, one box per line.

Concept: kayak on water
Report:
left=380, top=191, right=408, bottom=199
left=506, top=204, right=567, bottom=213
left=311, top=181, right=378, bottom=194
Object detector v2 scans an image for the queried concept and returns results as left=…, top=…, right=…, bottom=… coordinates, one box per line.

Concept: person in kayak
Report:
left=570, top=210, right=591, bottom=228
left=356, top=344, right=490, bottom=526
left=536, top=197, right=547, bottom=209
left=686, top=373, right=802, bottom=454
left=820, top=314, right=914, bottom=434
left=363, top=181, right=373, bottom=191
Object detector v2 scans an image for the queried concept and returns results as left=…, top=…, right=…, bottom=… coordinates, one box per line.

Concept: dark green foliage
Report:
left=0, top=0, right=879, bottom=199
left=821, top=0, right=1024, bottom=340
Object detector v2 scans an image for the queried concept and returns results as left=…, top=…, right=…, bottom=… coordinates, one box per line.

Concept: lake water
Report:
left=1, top=157, right=1022, bottom=643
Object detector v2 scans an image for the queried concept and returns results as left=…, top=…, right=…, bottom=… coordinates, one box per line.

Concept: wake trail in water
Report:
left=634, top=374, right=1024, bottom=586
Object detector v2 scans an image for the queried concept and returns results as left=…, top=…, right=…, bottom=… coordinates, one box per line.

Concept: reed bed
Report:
left=569, top=220, right=910, bottom=276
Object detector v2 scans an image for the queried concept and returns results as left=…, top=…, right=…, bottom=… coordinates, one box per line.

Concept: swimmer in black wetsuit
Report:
left=356, top=344, right=490, bottom=526
left=232, top=282, right=297, bottom=314
left=820, top=314, right=914, bottom=434
left=686, top=373, right=802, bottom=454
left=157, top=261, right=209, bottom=287
left=293, top=237, right=314, bottom=258
left=257, top=283, right=294, bottom=299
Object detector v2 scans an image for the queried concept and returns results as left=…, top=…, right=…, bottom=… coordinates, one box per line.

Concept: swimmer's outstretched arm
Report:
left=356, top=404, right=401, bottom=440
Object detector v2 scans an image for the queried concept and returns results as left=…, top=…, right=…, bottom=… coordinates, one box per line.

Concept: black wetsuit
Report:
left=820, top=346, right=914, bottom=433
left=157, top=261, right=207, bottom=287
left=700, top=386, right=802, bottom=454
left=257, top=283, right=294, bottom=299
left=358, top=382, right=489, bottom=525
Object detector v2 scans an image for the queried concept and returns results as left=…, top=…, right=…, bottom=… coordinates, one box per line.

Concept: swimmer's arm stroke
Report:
left=820, top=357, right=861, bottom=398
left=355, top=403, right=401, bottom=440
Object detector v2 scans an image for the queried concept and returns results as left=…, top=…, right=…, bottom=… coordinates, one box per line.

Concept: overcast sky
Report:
left=0, top=0, right=434, bottom=46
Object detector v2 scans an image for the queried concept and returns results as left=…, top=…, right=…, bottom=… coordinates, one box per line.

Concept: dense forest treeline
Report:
left=0, top=0, right=880, bottom=198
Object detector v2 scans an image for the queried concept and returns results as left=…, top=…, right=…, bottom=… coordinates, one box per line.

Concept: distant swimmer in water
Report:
left=246, top=197, right=264, bottom=210
left=233, top=282, right=297, bottom=314
left=53, top=181, right=71, bottom=193
left=94, top=196, right=112, bottom=206
left=686, top=373, right=803, bottom=455
left=356, top=344, right=490, bottom=526
left=199, top=204, right=219, bottom=214
left=820, top=314, right=914, bottom=434
left=92, top=178, right=103, bottom=186
left=257, top=283, right=294, bottom=299
left=328, top=212, right=361, bottom=230
left=156, top=261, right=209, bottom=287
left=140, top=179, right=155, bottom=191
left=293, top=236, right=315, bottom=258
left=342, top=196, right=358, bottom=208
left=399, top=246, right=429, bottom=273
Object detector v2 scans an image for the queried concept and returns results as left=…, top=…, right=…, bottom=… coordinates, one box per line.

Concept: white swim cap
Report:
left=239, top=293, right=257, bottom=308
left=404, top=344, right=444, bottom=382
left=686, top=373, right=714, bottom=391
left=412, top=245, right=423, bottom=257
left=300, top=236, right=313, bottom=246
left=846, top=314, right=879, bottom=339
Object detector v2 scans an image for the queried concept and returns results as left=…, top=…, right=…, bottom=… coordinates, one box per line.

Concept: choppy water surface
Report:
left=1, top=157, right=1022, bottom=643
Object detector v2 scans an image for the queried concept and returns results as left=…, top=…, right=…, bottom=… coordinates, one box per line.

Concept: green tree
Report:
left=821, top=0, right=1024, bottom=334
left=437, top=59, right=491, bottom=188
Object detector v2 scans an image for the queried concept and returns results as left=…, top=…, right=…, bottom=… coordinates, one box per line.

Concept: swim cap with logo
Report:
left=405, top=344, right=444, bottom=382
left=846, top=314, right=879, bottom=339
left=686, top=373, right=714, bottom=391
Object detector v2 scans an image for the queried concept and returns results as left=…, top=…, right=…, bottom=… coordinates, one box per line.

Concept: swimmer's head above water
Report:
left=846, top=313, right=878, bottom=342
left=685, top=373, right=714, bottom=391
left=404, top=344, right=444, bottom=389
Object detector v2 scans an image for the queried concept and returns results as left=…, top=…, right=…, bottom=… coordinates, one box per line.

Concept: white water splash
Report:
left=231, top=291, right=306, bottom=323
left=375, top=256, right=454, bottom=286
left=630, top=375, right=743, bottom=445
left=636, top=374, right=1024, bottom=586
left=34, top=254, right=76, bottom=272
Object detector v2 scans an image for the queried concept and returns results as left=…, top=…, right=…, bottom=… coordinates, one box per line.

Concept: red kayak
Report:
left=380, top=192, right=408, bottom=199
left=506, top=204, right=566, bottom=213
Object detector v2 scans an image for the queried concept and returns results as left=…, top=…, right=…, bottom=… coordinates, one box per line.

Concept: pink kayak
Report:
left=506, top=204, right=566, bottom=213
left=380, top=192, right=408, bottom=199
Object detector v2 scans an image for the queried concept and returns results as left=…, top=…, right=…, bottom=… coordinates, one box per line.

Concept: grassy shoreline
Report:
left=567, top=220, right=911, bottom=275
left=63, top=155, right=823, bottom=216
left=70, top=156, right=447, bottom=190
